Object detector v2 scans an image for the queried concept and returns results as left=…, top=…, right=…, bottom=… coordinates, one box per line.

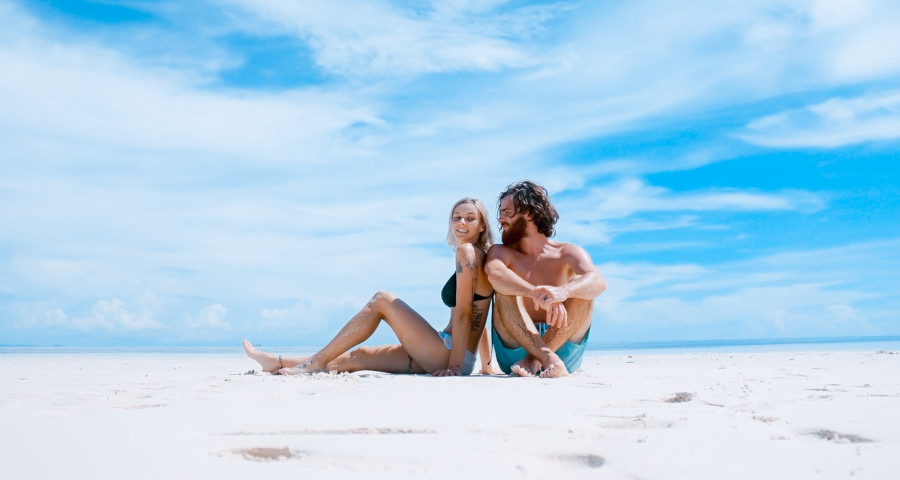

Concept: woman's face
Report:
left=451, top=203, right=485, bottom=245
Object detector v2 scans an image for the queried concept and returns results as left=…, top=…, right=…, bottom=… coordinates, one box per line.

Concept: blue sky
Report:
left=1, top=0, right=898, bottom=347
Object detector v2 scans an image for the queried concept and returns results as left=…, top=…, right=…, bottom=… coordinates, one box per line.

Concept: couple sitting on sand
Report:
left=244, top=180, right=606, bottom=378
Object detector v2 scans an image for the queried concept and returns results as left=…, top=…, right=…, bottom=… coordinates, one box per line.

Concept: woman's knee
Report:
left=368, top=290, right=396, bottom=311
left=348, top=346, right=373, bottom=361
left=337, top=346, right=376, bottom=372
left=369, top=290, right=397, bottom=306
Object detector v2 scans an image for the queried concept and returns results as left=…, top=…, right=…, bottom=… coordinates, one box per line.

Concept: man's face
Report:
left=498, top=195, right=527, bottom=245
left=501, top=216, right=527, bottom=245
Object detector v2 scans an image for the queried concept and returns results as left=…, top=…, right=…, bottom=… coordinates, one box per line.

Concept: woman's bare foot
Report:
left=510, top=355, right=542, bottom=377
left=538, top=357, right=569, bottom=378
left=242, top=340, right=283, bottom=373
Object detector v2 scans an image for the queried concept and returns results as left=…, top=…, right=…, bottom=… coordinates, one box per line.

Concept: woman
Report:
left=243, top=198, right=496, bottom=376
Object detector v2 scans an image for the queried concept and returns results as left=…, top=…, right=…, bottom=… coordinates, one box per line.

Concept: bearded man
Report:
left=485, top=181, right=606, bottom=377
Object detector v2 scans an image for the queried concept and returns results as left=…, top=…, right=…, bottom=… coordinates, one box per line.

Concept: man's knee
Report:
left=563, top=298, right=593, bottom=343
left=493, top=293, right=517, bottom=311
left=492, top=294, right=519, bottom=328
left=565, top=298, right=593, bottom=319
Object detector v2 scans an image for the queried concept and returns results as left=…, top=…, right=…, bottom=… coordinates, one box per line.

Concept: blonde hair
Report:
left=446, top=197, right=494, bottom=251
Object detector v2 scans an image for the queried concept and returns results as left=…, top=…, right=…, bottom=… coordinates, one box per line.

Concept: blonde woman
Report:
left=243, top=198, right=496, bottom=376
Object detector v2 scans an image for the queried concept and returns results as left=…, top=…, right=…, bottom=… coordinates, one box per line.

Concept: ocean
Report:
left=2, top=335, right=899, bottom=356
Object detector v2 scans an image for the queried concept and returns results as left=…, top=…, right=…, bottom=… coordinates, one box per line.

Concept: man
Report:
left=485, top=180, right=606, bottom=377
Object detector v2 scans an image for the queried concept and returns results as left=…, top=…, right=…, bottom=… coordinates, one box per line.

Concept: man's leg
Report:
left=539, top=298, right=592, bottom=350
left=493, top=293, right=568, bottom=377
left=534, top=298, right=593, bottom=375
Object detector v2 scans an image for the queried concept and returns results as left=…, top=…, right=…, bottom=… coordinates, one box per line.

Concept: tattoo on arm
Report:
left=456, top=261, right=463, bottom=274
left=470, top=306, right=484, bottom=332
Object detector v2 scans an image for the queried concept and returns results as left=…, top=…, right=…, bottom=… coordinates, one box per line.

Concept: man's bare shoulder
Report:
left=549, top=240, right=594, bottom=263
left=546, top=239, right=581, bottom=253
left=487, top=243, right=514, bottom=258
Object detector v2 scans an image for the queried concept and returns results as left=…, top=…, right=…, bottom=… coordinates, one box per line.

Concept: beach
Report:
left=2, top=348, right=898, bottom=479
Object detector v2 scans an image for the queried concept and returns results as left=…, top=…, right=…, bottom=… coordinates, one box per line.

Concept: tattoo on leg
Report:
left=406, top=355, right=413, bottom=374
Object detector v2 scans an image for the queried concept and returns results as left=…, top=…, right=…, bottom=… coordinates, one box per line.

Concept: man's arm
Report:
left=533, top=244, right=606, bottom=309
left=485, top=245, right=534, bottom=297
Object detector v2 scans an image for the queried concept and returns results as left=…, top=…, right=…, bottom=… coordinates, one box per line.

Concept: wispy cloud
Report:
left=739, top=91, right=900, bottom=148
left=1, top=0, right=898, bottom=346
left=598, top=239, right=899, bottom=340
left=555, top=178, right=825, bottom=246
left=219, top=0, right=557, bottom=77
left=186, top=304, right=230, bottom=330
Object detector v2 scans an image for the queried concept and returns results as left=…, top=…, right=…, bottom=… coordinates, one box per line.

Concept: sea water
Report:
left=2, top=336, right=899, bottom=356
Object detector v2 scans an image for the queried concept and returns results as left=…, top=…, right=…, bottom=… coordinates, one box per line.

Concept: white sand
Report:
left=2, top=349, right=899, bottom=479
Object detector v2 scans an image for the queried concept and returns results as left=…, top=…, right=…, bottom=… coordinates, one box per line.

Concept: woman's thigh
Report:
left=331, top=345, right=429, bottom=374
left=377, top=295, right=451, bottom=372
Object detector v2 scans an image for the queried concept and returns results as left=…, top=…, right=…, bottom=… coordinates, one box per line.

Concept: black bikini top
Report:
left=441, top=274, right=492, bottom=308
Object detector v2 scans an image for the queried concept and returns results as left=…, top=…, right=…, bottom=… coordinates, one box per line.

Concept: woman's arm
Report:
left=477, top=328, right=499, bottom=375
left=435, top=244, right=477, bottom=375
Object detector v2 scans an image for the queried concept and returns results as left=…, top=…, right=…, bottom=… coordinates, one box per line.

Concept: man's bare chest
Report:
left=509, top=256, right=570, bottom=286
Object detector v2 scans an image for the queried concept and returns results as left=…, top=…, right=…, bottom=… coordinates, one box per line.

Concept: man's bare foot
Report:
left=510, top=355, right=541, bottom=377
left=538, top=357, right=569, bottom=378
left=242, top=339, right=283, bottom=373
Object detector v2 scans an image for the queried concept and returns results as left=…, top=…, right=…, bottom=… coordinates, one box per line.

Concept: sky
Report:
left=1, top=0, right=898, bottom=348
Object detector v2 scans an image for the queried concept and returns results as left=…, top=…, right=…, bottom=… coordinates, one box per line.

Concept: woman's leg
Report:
left=243, top=340, right=316, bottom=373
left=327, top=345, right=427, bottom=374
left=282, top=291, right=449, bottom=374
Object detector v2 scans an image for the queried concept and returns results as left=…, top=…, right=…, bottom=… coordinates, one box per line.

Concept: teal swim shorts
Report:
left=492, top=323, right=590, bottom=374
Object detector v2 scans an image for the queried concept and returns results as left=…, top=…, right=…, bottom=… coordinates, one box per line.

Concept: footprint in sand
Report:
left=227, top=447, right=297, bottom=462
left=809, top=429, right=873, bottom=444
left=666, top=392, right=694, bottom=403
left=552, top=453, right=605, bottom=469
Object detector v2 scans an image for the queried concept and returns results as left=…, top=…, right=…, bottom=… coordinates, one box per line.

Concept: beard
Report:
left=501, top=216, right=527, bottom=246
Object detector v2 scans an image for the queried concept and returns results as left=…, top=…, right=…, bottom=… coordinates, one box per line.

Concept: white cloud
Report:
left=595, top=239, right=900, bottom=340
left=15, top=304, right=69, bottom=328
left=2, top=1, right=899, bottom=346
left=261, top=300, right=330, bottom=332
left=186, top=304, right=230, bottom=330
left=556, top=179, right=824, bottom=245
left=0, top=4, right=376, bottom=166
left=74, top=298, right=160, bottom=331
left=219, top=0, right=548, bottom=77
left=740, top=91, right=900, bottom=147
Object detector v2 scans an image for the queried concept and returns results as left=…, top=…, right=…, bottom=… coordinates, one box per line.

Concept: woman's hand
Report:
left=433, top=367, right=462, bottom=377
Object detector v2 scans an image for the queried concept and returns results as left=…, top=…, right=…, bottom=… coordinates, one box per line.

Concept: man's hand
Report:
left=531, top=285, right=569, bottom=327
left=532, top=285, right=568, bottom=310
left=544, top=302, right=568, bottom=327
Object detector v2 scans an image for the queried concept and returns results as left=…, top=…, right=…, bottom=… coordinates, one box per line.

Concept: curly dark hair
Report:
left=498, top=180, right=559, bottom=237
